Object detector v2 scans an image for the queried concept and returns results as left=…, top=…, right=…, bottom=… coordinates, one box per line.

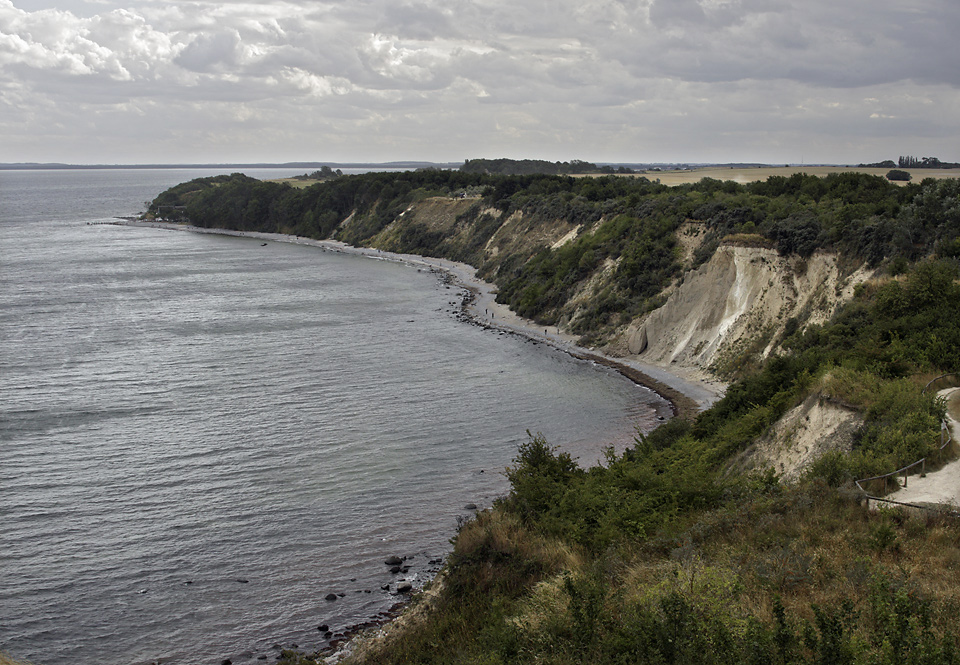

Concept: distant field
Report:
left=269, top=165, right=960, bottom=188
left=633, top=165, right=960, bottom=186
left=269, top=177, right=323, bottom=188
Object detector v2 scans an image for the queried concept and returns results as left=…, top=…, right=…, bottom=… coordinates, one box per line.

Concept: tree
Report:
left=886, top=169, right=911, bottom=182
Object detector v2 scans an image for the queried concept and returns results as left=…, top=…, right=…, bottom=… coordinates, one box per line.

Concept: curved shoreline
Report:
left=115, top=220, right=724, bottom=662
left=116, top=220, right=723, bottom=418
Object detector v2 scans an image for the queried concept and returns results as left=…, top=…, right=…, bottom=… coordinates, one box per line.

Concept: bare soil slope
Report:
left=615, top=245, right=871, bottom=376
left=727, top=394, right=864, bottom=482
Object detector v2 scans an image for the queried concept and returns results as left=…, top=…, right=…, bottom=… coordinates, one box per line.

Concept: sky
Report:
left=1, top=0, right=958, bottom=165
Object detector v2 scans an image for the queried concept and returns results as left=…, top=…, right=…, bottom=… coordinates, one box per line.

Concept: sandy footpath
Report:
left=119, top=221, right=724, bottom=415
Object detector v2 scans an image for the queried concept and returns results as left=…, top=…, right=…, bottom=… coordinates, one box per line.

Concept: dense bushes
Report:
left=496, top=210, right=681, bottom=328
left=342, top=477, right=960, bottom=665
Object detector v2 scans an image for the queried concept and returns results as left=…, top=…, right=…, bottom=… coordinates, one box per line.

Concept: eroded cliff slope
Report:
left=612, top=244, right=873, bottom=378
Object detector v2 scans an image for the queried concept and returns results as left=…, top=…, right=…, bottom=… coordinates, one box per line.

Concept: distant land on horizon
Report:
left=0, top=161, right=462, bottom=171
left=1, top=160, right=860, bottom=172
left=3, top=159, right=957, bottom=172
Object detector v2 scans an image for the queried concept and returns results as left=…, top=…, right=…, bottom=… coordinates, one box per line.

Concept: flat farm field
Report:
left=635, top=165, right=960, bottom=186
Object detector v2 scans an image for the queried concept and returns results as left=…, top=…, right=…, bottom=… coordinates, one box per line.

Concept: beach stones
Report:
left=324, top=593, right=338, bottom=601
left=384, top=555, right=403, bottom=566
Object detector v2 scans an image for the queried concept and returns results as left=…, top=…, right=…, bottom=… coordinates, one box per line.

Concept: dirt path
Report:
left=891, top=387, right=960, bottom=508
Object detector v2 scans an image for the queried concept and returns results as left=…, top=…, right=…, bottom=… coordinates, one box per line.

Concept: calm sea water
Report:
left=0, top=169, right=670, bottom=665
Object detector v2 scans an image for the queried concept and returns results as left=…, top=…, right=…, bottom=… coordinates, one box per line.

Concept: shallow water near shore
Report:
left=0, top=169, right=670, bottom=665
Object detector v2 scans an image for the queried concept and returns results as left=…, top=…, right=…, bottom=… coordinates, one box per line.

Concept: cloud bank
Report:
left=2, top=0, right=957, bottom=163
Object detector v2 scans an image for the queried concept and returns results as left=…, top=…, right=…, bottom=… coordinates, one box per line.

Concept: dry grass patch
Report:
left=0, top=653, right=33, bottom=665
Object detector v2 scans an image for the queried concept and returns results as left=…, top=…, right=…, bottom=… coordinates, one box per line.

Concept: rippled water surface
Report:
left=0, top=169, right=669, bottom=665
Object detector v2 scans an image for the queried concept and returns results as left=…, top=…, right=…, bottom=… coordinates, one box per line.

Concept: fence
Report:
left=854, top=374, right=958, bottom=512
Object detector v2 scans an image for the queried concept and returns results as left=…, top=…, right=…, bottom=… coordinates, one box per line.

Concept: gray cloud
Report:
left=1, top=0, right=957, bottom=163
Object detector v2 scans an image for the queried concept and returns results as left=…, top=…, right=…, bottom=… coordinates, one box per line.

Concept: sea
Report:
left=0, top=168, right=671, bottom=665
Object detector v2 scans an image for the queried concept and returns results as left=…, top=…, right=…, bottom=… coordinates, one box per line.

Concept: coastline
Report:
left=115, top=219, right=725, bottom=663
left=117, top=220, right=723, bottom=418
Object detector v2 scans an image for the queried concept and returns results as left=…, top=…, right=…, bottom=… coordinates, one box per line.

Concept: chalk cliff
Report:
left=616, top=244, right=872, bottom=377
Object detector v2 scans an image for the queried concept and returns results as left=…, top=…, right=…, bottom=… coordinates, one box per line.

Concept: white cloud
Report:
left=0, top=0, right=957, bottom=163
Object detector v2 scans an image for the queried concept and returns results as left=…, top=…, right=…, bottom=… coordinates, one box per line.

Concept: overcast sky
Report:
left=1, top=0, right=957, bottom=165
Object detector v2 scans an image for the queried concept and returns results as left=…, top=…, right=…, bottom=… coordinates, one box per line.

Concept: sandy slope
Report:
left=727, top=394, right=864, bottom=483
left=618, top=245, right=869, bottom=375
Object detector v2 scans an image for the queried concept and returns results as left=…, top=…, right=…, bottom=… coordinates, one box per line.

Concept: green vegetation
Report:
left=148, top=169, right=960, bottom=665
left=861, top=157, right=960, bottom=169
left=293, top=165, right=343, bottom=181
left=886, top=169, right=912, bottom=182
left=899, top=156, right=960, bottom=169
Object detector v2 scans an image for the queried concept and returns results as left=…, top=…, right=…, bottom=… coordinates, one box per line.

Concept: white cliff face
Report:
left=612, top=243, right=877, bottom=481
left=622, top=245, right=870, bottom=375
